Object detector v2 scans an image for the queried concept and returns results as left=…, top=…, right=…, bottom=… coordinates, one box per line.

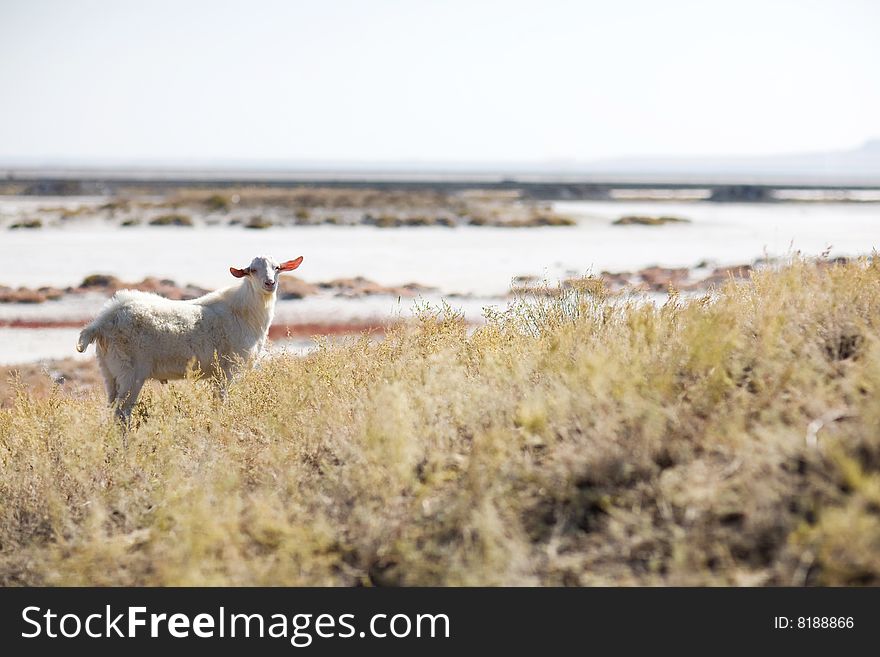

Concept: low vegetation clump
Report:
left=0, top=286, right=64, bottom=304
left=79, top=274, right=121, bottom=289
left=530, top=214, right=577, bottom=227
left=148, top=213, right=194, bottom=227
left=245, top=216, right=273, bottom=230
left=469, top=214, right=575, bottom=228
left=59, top=206, right=93, bottom=220
left=8, top=219, right=42, bottom=230
left=507, top=214, right=576, bottom=227
left=367, top=215, right=457, bottom=228
left=1, top=259, right=879, bottom=585
left=203, top=194, right=231, bottom=212
left=4, top=186, right=579, bottom=230
left=100, top=199, right=131, bottom=213
left=613, top=215, right=691, bottom=226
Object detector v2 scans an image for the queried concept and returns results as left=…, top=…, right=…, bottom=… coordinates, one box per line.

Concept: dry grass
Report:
left=0, top=359, right=102, bottom=410
left=2, top=258, right=880, bottom=586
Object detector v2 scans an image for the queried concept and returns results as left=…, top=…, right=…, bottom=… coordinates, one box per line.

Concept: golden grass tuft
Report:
left=2, top=258, right=880, bottom=585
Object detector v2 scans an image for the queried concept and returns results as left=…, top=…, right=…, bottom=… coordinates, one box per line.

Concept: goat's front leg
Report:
left=256, top=336, right=269, bottom=362
left=214, top=359, right=238, bottom=401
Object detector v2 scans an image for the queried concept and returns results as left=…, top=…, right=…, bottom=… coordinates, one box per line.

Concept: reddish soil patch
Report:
left=511, top=262, right=762, bottom=296
left=1, top=275, right=438, bottom=306
left=0, top=319, right=86, bottom=329
left=268, top=321, right=399, bottom=339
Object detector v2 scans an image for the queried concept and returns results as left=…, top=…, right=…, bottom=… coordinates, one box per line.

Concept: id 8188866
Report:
left=774, top=617, right=854, bottom=629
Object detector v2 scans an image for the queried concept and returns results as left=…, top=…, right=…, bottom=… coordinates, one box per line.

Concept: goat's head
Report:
left=230, top=255, right=303, bottom=294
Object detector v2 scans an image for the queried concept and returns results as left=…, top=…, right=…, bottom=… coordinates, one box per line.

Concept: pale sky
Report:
left=1, top=0, right=878, bottom=164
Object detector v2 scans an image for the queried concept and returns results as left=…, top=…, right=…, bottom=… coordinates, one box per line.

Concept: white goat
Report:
left=76, top=254, right=303, bottom=421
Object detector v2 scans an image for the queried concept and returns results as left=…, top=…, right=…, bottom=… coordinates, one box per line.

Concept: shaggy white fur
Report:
left=77, top=254, right=303, bottom=422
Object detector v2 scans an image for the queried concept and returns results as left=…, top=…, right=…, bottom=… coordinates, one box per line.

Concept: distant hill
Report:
left=562, top=139, right=880, bottom=183
left=3, top=141, right=880, bottom=185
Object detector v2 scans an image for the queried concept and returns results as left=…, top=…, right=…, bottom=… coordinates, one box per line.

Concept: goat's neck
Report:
left=231, top=283, right=275, bottom=336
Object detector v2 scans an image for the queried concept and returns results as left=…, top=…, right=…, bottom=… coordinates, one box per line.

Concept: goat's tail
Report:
left=77, top=293, right=127, bottom=353
left=76, top=323, right=100, bottom=353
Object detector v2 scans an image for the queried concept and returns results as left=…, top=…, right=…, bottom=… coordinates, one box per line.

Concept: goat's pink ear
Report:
left=279, top=256, right=304, bottom=271
left=230, top=267, right=250, bottom=278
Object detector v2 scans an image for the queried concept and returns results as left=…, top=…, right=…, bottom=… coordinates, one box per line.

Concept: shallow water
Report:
left=1, top=197, right=877, bottom=297
left=0, top=328, right=91, bottom=365
left=0, top=326, right=321, bottom=366
left=554, top=200, right=880, bottom=276
left=0, top=197, right=880, bottom=297
left=1, top=196, right=878, bottom=363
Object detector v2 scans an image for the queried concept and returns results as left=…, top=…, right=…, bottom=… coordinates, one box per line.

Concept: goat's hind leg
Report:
left=113, top=367, right=148, bottom=425
left=97, top=353, right=117, bottom=404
